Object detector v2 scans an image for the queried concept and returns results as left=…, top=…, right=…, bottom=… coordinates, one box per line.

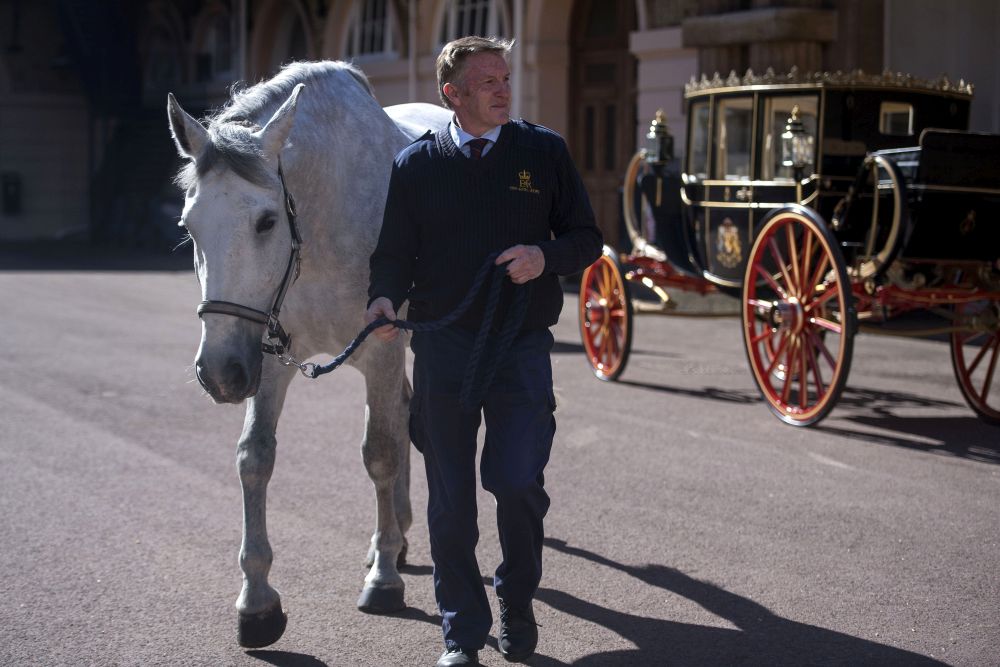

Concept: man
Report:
left=366, top=36, right=601, bottom=667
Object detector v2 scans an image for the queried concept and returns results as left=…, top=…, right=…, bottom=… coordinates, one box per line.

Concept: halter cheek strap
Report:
left=196, top=162, right=301, bottom=357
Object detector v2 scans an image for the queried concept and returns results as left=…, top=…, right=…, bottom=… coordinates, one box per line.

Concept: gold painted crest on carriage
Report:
left=716, top=218, right=742, bottom=268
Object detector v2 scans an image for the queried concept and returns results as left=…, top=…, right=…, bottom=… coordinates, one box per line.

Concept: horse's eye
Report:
left=256, top=215, right=277, bottom=234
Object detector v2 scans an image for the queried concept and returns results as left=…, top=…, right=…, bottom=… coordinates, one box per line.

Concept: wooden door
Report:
left=570, top=0, right=637, bottom=250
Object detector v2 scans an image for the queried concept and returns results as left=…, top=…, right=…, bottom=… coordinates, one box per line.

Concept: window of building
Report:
left=195, top=12, right=233, bottom=82
left=287, top=15, right=309, bottom=61
left=267, top=10, right=310, bottom=73
left=346, top=0, right=400, bottom=59
left=438, top=0, right=508, bottom=44
left=145, top=26, right=183, bottom=92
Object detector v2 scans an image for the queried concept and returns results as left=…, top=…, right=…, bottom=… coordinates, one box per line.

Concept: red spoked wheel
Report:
left=742, top=207, right=855, bottom=426
left=579, top=247, right=633, bottom=381
left=950, top=300, right=1000, bottom=425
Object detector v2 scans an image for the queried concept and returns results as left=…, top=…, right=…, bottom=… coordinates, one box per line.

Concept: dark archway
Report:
left=569, top=0, right=637, bottom=249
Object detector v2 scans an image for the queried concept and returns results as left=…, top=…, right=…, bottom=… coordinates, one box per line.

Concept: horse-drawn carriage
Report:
left=579, top=69, right=1000, bottom=427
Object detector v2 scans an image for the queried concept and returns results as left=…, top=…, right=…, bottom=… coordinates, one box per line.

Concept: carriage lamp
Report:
left=645, top=109, right=674, bottom=165
left=781, top=105, right=814, bottom=177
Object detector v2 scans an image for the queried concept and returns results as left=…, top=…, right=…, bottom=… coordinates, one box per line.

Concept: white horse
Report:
left=166, top=61, right=450, bottom=648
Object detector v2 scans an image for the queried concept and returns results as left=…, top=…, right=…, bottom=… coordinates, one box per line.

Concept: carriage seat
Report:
left=902, top=129, right=1000, bottom=262
left=915, top=129, right=1000, bottom=189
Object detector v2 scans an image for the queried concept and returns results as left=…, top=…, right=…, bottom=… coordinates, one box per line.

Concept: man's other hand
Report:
left=365, top=297, right=399, bottom=342
left=496, top=244, right=545, bottom=284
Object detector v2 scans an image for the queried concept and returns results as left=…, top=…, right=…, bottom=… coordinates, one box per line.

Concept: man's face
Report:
left=446, top=52, right=511, bottom=136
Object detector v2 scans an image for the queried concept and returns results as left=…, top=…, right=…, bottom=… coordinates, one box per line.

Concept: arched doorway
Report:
left=569, top=0, right=636, bottom=249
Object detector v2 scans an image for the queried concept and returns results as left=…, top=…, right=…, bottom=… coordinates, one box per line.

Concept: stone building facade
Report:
left=1, top=0, right=997, bottom=246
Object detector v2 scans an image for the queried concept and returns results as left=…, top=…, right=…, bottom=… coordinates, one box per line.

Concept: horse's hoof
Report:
left=237, top=606, right=288, bottom=648
left=357, top=585, right=405, bottom=614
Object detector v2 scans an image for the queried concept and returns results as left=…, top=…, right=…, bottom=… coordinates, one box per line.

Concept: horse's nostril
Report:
left=195, top=361, right=211, bottom=389
left=225, top=359, right=250, bottom=392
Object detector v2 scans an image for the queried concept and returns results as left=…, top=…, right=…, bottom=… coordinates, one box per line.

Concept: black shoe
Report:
left=498, top=598, right=538, bottom=662
left=436, top=646, right=479, bottom=666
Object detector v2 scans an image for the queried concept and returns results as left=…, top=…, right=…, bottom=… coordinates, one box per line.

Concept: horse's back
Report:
left=384, top=103, right=451, bottom=143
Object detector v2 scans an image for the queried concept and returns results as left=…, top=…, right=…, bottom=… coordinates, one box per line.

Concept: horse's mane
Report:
left=175, top=61, right=375, bottom=191
left=215, top=61, right=375, bottom=126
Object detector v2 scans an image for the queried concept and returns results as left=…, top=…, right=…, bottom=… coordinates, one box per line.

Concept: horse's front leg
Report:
left=356, top=342, right=411, bottom=613
left=235, top=359, right=295, bottom=648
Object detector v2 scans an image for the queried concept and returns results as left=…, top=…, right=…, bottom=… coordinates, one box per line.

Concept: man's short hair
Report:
left=436, top=36, right=514, bottom=109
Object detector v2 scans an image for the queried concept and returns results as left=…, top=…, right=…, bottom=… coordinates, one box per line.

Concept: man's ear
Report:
left=443, top=82, right=461, bottom=108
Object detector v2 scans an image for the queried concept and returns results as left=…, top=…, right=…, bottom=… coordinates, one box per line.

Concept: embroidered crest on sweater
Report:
left=510, top=169, right=540, bottom=194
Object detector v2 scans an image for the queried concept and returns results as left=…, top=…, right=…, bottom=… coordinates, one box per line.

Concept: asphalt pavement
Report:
left=1, top=246, right=998, bottom=666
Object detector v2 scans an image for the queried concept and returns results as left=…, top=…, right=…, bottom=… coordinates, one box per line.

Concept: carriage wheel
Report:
left=950, top=301, right=1000, bottom=425
left=742, top=207, right=855, bottom=426
left=579, top=247, right=633, bottom=381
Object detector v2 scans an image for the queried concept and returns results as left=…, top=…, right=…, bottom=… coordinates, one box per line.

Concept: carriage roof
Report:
left=684, top=68, right=974, bottom=100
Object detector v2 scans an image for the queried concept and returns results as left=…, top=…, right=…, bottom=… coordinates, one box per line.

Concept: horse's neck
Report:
left=280, top=94, right=405, bottom=275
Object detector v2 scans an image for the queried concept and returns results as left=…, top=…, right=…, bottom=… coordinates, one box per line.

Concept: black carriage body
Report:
left=872, top=130, right=1000, bottom=265
left=677, top=72, right=974, bottom=287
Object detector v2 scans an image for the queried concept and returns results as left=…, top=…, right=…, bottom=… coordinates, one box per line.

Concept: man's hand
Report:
left=496, top=244, right=545, bottom=284
left=365, top=297, right=399, bottom=342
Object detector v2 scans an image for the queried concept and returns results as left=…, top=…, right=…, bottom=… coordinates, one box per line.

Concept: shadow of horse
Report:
left=246, top=650, right=329, bottom=667
left=529, top=538, right=946, bottom=666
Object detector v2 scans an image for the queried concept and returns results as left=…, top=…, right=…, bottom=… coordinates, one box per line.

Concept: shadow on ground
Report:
left=246, top=650, right=329, bottom=667
left=528, top=538, right=946, bottom=666
left=598, top=372, right=999, bottom=463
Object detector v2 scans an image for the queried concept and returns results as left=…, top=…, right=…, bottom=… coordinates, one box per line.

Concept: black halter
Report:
left=196, top=163, right=302, bottom=357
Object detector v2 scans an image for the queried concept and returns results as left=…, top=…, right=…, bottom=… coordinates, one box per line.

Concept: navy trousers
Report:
left=409, top=325, right=556, bottom=651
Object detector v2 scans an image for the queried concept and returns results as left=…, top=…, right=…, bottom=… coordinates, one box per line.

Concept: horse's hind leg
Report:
left=235, top=361, right=295, bottom=647
left=356, top=344, right=410, bottom=613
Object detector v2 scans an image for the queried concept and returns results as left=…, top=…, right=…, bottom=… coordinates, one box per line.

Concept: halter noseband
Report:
left=196, top=163, right=302, bottom=358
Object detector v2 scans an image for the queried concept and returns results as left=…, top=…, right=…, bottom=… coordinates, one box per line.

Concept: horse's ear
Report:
left=167, top=93, right=209, bottom=159
left=256, top=83, right=305, bottom=159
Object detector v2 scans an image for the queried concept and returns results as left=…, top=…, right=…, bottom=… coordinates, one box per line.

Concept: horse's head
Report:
left=167, top=85, right=304, bottom=404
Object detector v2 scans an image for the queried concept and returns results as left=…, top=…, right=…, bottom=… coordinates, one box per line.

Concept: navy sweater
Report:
left=368, top=120, right=602, bottom=331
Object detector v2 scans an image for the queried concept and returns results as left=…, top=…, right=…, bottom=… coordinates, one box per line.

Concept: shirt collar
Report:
left=450, top=117, right=503, bottom=149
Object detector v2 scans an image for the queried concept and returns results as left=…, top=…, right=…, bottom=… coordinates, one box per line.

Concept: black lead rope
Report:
left=305, top=252, right=532, bottom=413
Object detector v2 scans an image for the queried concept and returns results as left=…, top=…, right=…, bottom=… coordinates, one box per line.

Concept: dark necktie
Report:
left=467, top=138, right=489, bottom=159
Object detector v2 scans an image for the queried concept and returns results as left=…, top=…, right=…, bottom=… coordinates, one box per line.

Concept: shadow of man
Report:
left=533, top=538, right=946, bottom=666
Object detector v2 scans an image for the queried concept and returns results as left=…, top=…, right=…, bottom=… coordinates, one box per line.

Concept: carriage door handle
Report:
left=735, top=186, right=751, bottom=202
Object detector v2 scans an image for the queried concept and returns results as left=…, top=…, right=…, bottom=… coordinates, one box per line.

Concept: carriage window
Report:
left=714, top=98, right=753, bottom=181
left=761, top=95, right=818, bottom=181
left=880, top=102, right=914, bottom=136
left=687, top=101, right=709, bottom=179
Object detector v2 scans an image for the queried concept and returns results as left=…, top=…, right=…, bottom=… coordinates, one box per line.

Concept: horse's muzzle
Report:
left=195, top=353, right=262, bottom=404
